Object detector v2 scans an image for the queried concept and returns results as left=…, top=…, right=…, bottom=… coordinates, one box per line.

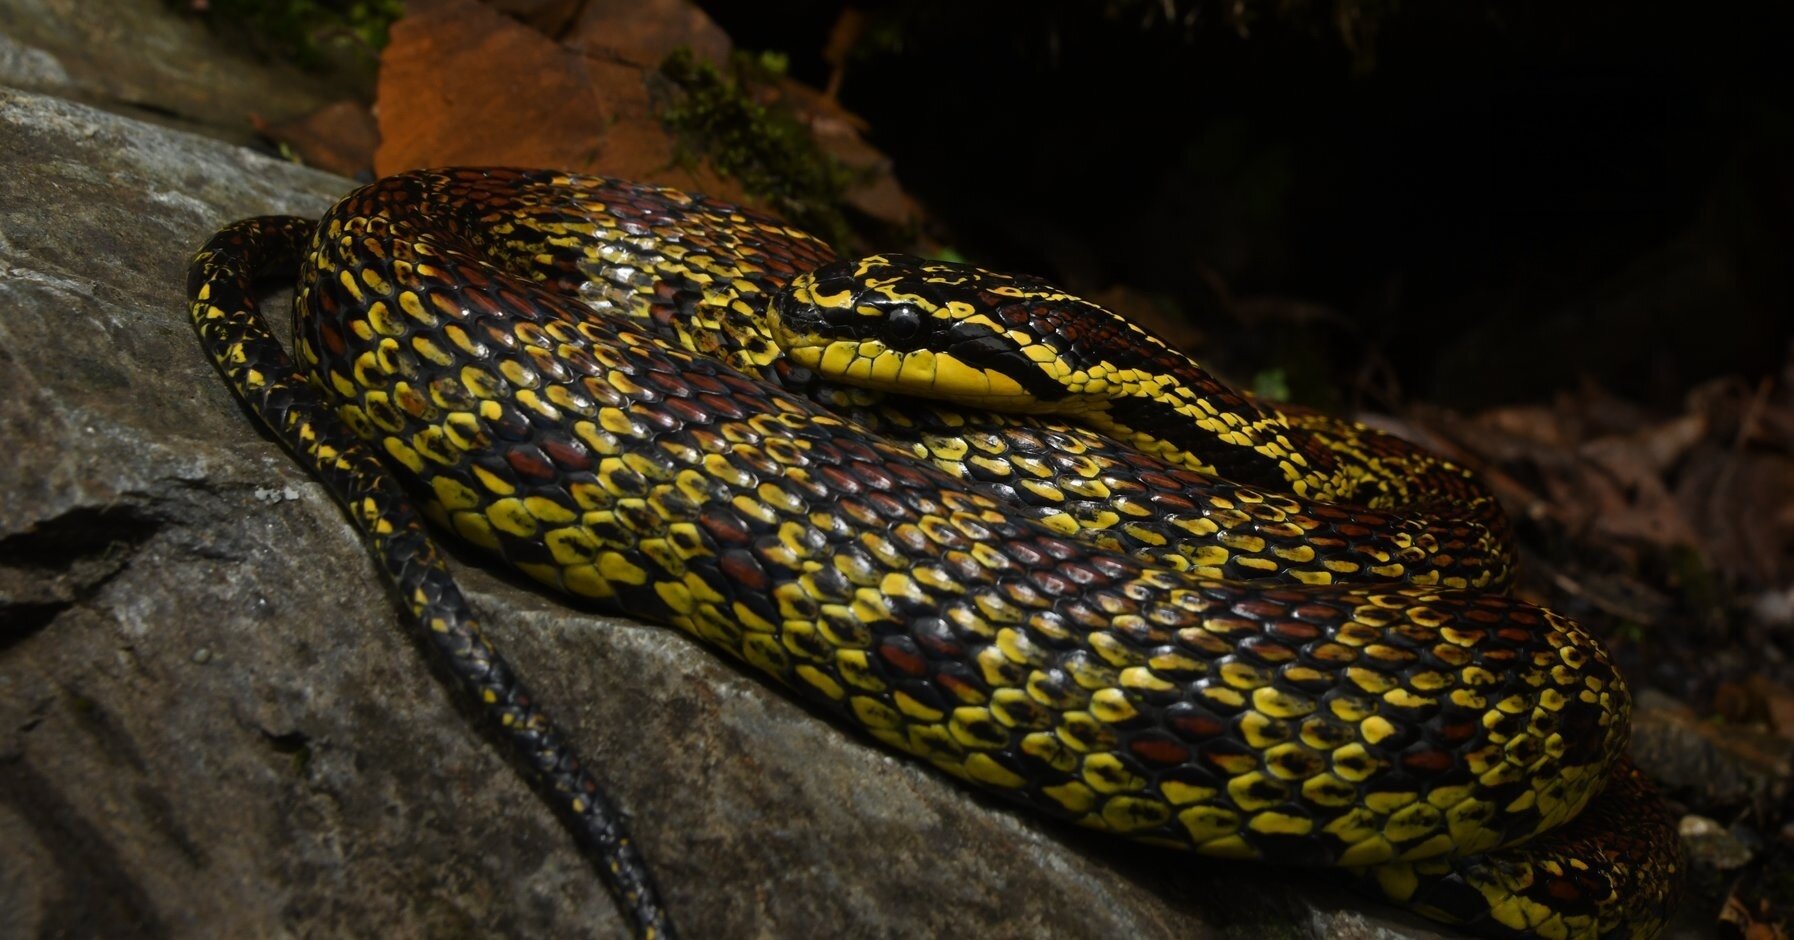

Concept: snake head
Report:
left=767, top=253, right=1076, bottom=407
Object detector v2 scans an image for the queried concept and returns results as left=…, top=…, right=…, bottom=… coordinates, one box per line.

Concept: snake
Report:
left=186, top=167, right=1682, bottom=939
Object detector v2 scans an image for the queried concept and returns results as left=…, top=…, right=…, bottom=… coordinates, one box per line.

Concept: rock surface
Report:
left=0, top=0, right=352, bottom=145
left=0, top=86, right=1483, bottom=939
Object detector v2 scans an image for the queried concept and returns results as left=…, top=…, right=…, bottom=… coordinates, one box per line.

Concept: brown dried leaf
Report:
left=562, top=0, right=732, bottom=67
left=375, top=0, right=744, bottom=202
left=1690, top=373, right=1792, bottom=451
left=1577, top=443, right=1699, bottom=548
left=253, top=99, right=379, bottom=178
left=1630, top=690, right=1793, bottom=812
left=1583, top=412, right=1707, bottom=477
left=1720, top=892, right=1793, bottom=940
left=1545, top=568, right=1674, bottom=623
left=1405, top=404, right=1582, bottom=532
left=1750, top=676, right=1794, bottom=742
left=482, top=0, right=584, bottom=38
left=1477, top=403, right=1575, bottom=450
left=1677, top=447, right=1794, bottom=587
left=1560, top=379, right=1661, bottom=438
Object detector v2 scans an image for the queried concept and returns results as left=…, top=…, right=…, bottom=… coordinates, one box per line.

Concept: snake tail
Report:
left=186, top=216, right=675, bottom=939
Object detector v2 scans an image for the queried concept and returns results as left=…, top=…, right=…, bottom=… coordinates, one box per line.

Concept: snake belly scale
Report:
left=187, top=167, right=1680, bottom=939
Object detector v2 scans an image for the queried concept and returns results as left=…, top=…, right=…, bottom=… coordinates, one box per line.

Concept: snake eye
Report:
left=887, top=305, right=922, bottom=340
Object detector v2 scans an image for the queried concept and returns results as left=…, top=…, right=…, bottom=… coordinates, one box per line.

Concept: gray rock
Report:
left=0, top=86, right=1475, bottom=939
left=0, top=0, right=351, bottom=145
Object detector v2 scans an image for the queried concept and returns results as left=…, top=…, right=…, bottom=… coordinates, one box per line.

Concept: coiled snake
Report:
left=187, top=168, right=1681, bottom=939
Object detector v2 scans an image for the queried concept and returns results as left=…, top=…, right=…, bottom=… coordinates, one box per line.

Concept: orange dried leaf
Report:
left=564, top=0, right=732, bottom=67
left=254, top=99, right=379, bottom=178
left=374, top=0, right=743, bottom=202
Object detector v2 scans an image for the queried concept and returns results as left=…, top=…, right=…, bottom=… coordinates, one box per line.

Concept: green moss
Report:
left=184, top=0, right=404, bottom=67
left=656, top=48, right=859, bottom=248
left=1251, top=367, right=1292, bottom=402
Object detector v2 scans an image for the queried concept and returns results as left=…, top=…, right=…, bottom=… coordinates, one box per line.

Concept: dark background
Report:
left=702, top=0, right=1792, bottom=411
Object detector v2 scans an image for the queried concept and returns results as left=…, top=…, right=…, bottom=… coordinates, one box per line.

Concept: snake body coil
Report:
left=188, top=168, right=1680, bottom=939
